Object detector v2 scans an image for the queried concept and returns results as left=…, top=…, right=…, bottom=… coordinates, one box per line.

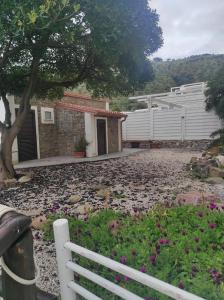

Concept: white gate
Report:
left=53, top=219, right=205, bottom=300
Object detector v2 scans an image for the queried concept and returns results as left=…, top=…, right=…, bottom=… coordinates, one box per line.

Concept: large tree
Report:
left=205, top=65, right=224, bottom=146
left=0, top=0, right=162, bottom=181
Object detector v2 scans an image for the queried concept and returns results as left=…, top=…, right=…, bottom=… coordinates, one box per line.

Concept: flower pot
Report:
left=74, top=151, right=86, bottom=158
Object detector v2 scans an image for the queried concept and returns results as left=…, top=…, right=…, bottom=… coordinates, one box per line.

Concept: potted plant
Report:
left=74, top=137, right=89, bottom=158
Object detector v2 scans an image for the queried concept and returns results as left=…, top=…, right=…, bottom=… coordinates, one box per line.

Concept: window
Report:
left=41, top=107, right=55, bottom=124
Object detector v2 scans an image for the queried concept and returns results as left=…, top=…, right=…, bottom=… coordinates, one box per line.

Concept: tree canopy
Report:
left=0, top=0, right=163, bottom=101
left=0, top=0, right=163, bottom=180
left=205, top=65, right=224, bottom=119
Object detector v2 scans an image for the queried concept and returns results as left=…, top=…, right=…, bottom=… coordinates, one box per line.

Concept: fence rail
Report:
left=53, top=219, right=205, bottom=300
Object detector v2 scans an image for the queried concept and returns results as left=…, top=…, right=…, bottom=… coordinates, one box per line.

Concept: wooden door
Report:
left=16, top=109, right=38, bottom=162
left=97, top=119, right=107, bottom=155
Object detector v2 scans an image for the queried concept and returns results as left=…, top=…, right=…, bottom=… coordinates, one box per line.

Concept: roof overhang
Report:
left=56, top=102, right=127, bottom=119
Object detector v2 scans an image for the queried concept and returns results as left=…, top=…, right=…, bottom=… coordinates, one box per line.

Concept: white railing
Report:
left=53, top=219, right=206, bottom=300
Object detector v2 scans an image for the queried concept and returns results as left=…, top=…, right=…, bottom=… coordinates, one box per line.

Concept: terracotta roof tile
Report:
left=56, top=102, right=127, bottom=118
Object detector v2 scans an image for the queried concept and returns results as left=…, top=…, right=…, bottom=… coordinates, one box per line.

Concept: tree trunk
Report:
left=0, top=128, right=16, bottom=182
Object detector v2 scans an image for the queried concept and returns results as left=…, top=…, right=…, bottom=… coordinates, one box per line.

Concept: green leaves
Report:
left=45, top=205, right=224, bottom=299
left=27, top=10, right=38, bottom=24
left=0, top=0, right=163, bottom=99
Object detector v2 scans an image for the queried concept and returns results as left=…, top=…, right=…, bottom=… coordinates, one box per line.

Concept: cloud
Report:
left=150, top=0, right=224, bottom=59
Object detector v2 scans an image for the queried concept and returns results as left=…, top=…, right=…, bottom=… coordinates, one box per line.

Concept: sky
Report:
left=150, top=0, right=224, bottom=59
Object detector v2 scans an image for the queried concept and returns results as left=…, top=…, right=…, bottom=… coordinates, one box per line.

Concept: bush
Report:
left=44, top=205, right=224, bottom=299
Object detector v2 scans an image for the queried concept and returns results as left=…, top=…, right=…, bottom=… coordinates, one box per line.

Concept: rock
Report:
left=209, top=166, right=224, bottom=178
left=176, top=192, right=218, bottom=205
left=191, top=161, right=209, bottom=178
left=202, top=151, right=207, bottom=157
left=32, top=215, right=47, bottom=230
left=205, top=177, right=224, bottom=185
left=96, top=189, right=110, bottom=198
left=4, top=178, right=17, bottom=187
left=68, top=195, right=82, bottom=203
left=18, top=175, right=32, bottom=183
left=207, top=146, right=220, bottom=157
left=190, top=156, right=198, bottom=163
left=216, top=155, right=224, bottom=166
left=207, top=159, right=219, bottom=168
left=75, top=204, right=93, bottom=215
left=176, top=192, right=202, bottom=205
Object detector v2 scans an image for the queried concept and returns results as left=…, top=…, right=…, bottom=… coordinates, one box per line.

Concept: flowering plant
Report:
left=45, top=204, right=224, bottom=299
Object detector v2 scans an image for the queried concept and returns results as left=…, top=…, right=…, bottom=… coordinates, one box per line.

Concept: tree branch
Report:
left=10, top=58, right=39, bottom=137
left=1, top=93, right=11, bottom=128
left=0, top=121, right=5, bottom=133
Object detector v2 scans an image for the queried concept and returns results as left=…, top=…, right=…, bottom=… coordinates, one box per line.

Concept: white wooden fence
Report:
left=53, top=219, right=205, bottom=300
left=123, top=84, right=222, bottom=142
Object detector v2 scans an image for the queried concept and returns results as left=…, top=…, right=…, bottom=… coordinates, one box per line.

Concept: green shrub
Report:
left=44, top=205, right=224, bottom=299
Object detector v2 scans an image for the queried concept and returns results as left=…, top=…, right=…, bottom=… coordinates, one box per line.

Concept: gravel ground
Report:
left=0, top=149, right=220, bottom=296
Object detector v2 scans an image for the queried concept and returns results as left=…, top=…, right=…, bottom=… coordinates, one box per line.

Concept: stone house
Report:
left=9, top=93, right=127, bottom=163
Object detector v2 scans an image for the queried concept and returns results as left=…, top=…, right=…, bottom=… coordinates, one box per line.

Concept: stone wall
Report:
left=33, top=101, right=58, bottom=158
left=107, top=118, right=119, bottom=153
left=123, top=140, right=211, bottom=151
left=36, top=104, right=85, bottom=158
left=63, top=95, right=107, bottom=109
left=56, top=108, right=85, bottom=156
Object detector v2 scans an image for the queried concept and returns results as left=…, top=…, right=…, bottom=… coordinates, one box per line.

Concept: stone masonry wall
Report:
left=107, top=118, right=119, bottom=153
left=29, top=100, right=85, bottom=158
left=56, top=108, right=85, bottom=156
left=123, top=140, right=211, bottom=151
left=37, top=107, right=58, bottom=158
left=63, top=96, right=106, bottom=109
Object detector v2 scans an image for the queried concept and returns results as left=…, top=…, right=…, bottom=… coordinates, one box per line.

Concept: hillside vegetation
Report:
left=144, top=54, right=224, bottom=94
left=111, top=54, right=224, bottom=111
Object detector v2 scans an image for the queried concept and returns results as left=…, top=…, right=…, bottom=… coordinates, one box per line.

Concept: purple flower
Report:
left=209, top=269, right=222, bottom=285
left=156, top=223, right=161, bottom=228
left=140, top=265, right=147, bottom=273
left=194, top=237, right=199, bottom=243
left=209, top=223, right=216, bottom=229
left=192, top=265, right=198, bottom=273
left=197, top=211, right=204, bottom=218
left=149, top=253, right=157, bottom=265
left=209, top=203, right=217, bottom=210
left=159, top=238, right=169, bottom=245
left=178, top=282, right=184, bottom=289
left=115, top=275, right=121, bottom=282
left=145, top=297, right=153, bottom=300
left=221, top=205, right=224, bottom=210
left=120, top=256, right=127, bottom=264
left=124, top=276, right=130, bottom=282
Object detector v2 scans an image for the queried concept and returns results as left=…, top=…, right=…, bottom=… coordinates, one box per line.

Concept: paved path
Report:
left=15, top=148, right=144, bottom=169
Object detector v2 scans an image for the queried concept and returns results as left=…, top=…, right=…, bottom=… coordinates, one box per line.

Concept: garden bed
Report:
left=44, top=204, right=224, bottom=300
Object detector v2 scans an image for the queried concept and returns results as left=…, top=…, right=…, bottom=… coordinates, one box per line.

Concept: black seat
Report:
left=0, top=211, right=31, bottom=257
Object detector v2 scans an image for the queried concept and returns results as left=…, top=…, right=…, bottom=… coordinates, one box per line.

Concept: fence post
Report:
left=53, top=219, right=75, bottom=300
